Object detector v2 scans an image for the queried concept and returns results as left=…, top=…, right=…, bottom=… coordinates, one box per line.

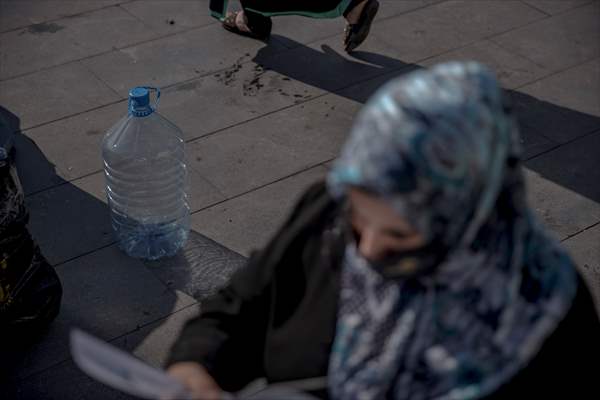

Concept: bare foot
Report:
left=223, top=9, right=271, bottom=40
left=230, top=10, right=251, bottom=33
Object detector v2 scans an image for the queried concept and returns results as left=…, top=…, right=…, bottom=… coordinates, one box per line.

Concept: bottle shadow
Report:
left=0, top=105, right=244, bottom=399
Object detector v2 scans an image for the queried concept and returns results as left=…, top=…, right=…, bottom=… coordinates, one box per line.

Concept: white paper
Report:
left=70, top=328, right=322, bottom=399
left=70, top=329, right=194, bottom=399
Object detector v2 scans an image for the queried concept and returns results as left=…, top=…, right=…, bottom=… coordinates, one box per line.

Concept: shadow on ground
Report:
left=255, top=36, right=600, bottom=204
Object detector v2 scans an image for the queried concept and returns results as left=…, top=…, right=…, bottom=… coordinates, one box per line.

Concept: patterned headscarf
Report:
left=327, top=62, right=578, bottom=400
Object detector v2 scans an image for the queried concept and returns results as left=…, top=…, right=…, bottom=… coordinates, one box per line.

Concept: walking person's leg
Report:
left=221, top=0, right=379, bottom=51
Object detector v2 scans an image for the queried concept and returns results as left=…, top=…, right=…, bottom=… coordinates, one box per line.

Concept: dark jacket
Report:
left=167, top=182, right=600, bottom=399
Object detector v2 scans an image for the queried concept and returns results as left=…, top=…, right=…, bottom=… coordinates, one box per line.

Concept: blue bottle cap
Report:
left=128, top=86, right=160, bottom=117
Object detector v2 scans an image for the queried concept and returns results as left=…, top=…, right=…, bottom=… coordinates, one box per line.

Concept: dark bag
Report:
left=0, top=116, right=62, bottom=340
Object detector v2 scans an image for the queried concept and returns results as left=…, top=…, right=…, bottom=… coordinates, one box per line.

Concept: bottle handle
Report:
left=144, top=86, right=160, bottom=112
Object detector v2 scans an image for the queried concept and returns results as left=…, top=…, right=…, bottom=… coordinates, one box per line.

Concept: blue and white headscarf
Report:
left=327, top=62, right=578, bottom=400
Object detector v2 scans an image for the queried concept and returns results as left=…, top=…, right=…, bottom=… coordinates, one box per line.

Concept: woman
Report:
left=212, top=0, right=379, bottom=52
left=166, top=62, right=600, bottom=399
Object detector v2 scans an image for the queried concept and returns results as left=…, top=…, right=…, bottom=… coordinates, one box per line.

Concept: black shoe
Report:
left=344, top=0, right=379, bottom=52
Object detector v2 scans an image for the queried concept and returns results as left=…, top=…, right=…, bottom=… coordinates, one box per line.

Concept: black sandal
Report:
left=344, top=0, right=380, bottom=52
left=223, top=11, right=271, bottom=40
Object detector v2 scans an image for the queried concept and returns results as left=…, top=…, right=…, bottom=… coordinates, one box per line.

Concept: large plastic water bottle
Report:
left=102, top=87, right=189, bottom=260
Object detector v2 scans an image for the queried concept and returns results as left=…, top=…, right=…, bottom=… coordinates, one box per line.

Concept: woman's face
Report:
left=348, top=189, right=426, bottom=263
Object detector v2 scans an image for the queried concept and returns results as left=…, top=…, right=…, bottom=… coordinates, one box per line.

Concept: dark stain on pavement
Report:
left=215, top=55, right=246, bottom=86
left=242, top=64, right=268, bottom=97
left=176, top=80, right=202, bottom=92
left=27, top=22, right=64, bottom=34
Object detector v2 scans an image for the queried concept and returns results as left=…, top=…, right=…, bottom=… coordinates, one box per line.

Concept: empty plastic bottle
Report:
left=102, top=87, right=189, bottom=260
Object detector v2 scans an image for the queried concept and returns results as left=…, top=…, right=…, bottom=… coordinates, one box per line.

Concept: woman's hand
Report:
left=166, top=362, right=223, bottom=400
